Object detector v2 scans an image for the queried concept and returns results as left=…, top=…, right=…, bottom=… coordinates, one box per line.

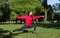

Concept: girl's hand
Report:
left=41, top=16, right=44, bottom=17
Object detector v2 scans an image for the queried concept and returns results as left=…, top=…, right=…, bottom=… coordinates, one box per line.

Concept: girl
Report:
left=10, top=10, right=44, bottom=34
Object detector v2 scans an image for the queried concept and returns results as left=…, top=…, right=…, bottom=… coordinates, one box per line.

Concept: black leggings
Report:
left=13, top=24, right=36, bottom=32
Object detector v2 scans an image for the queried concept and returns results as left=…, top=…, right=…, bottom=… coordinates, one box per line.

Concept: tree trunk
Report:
left=44, top=10, right=47, bottom=23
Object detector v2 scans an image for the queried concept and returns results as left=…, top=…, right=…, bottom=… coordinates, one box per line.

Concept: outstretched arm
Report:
left=16, top=16, right=26, bottom=19
left=33, top=16, right=44, bottom=19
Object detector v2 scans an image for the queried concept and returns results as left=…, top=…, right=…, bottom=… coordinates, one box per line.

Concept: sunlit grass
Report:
left=0, top=24, right=60, bottom=38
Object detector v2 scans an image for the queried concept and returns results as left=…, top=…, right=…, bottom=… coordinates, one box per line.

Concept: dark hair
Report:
left=27, top=10, right=32, bottom=15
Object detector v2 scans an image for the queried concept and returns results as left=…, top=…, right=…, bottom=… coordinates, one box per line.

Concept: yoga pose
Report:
left=10, top=10, right=44, bottom=34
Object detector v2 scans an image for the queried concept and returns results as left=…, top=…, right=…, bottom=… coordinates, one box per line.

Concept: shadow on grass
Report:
left=2, top=35, right=13, bottom=38
left=11, top=30, right=30, bottom=35
left=0, top=28, right=13, bottom=38
left=37, top=23, right=60, bottom=29
left=0, top=28, right=31, bottom=38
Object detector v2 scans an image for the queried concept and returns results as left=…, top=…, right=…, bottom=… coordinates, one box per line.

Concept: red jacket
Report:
left=16, top=15, right=42, bottom=27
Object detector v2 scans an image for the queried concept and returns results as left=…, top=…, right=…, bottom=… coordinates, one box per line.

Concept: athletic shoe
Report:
left=32, top=31, right=37, bottom=34
left=10, top=31, right=13, bottom=35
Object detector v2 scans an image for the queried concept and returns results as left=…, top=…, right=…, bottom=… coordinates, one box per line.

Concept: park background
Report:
left=0, top=0, right=60, bottom=23
left=0, top=0, right=60, bottom=38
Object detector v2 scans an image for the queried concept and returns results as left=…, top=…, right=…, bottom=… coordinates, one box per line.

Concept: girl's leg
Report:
left=10, top=25, right=26, bottom=35
left=11, top=25, right=26, bottom=32
left=34, top=24, right=36, bottom=31
left=32, top=24, right=37, bottom=34
left=32, top=24, right=36, bottom=31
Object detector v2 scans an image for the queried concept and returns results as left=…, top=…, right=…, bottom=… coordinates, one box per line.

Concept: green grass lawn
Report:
left=0, top=23, right=60, bottom=38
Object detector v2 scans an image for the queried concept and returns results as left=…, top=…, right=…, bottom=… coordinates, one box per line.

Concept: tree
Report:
left=47, top=5, right=54, bottom=21
left=0, top=0, right=11, bottom=22
left=9, top=0, right=45, bottom=22
left=9, top=0, right=44, bottom=15
left=52, top=2, right=60, bottom=22
left=41, top=0, right=48, bottom=23
left=40, top=0, right=54, bottom=23
left=0, top=0, right=5, bottom=6
left=0, top=11, right=3, bottom=21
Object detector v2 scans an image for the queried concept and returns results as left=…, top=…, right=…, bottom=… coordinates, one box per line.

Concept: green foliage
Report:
left=9, top=0, right=44, bottom=15
left=0, top=11, right=3, bottom=21
left=47, top=5, right=54, bottom=21
left=10, top=11, right=17, bottom=20
left=0, top=0, right=5, bottom=7
left=0, top=11, right=3, bottom=16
